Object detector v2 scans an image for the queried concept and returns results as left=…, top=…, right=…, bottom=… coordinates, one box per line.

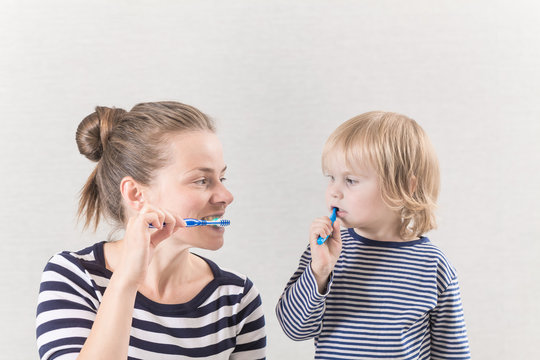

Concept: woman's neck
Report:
left=142, top=242, right=213, bottom=303
left=106, top=239, right=213, bottom=304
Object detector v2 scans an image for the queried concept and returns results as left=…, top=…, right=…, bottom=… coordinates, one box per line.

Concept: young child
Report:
left=276, top=111, right=470, bottom=359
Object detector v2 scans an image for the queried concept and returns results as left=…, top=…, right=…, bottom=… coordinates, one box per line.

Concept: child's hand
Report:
left=116, top=204, right=186, bottom=288
left=309, top=216, right=342, bottom=293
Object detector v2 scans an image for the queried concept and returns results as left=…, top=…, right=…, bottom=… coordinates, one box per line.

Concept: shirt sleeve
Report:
left=430, top=276, right=471, bottom=359
left=275, top=245, right=333, bottom=341
left=230, top=277, right=266, bottom=360
left=36, top=253, right=100, bottom=360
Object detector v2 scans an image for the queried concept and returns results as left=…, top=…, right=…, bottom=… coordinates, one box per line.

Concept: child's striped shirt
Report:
left=276, top=229, right=470, bottom=359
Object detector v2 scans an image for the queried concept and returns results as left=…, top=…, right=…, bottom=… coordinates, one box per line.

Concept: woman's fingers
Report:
left=139, top=205, right=165, bottom=229
left=174, top=215, right=187, bottom=229
left=148, top=210, right=188, bottom=246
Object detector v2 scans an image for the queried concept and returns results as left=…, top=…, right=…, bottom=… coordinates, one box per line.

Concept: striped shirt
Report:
left=276, top=229, right=470, bottom=359
left=36, top=241, right=266, bottom=360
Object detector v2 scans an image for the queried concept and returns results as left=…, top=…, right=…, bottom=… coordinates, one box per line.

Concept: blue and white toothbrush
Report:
left=317, top=207, right=337, bottom=245
left=149, top=218, right=230, bottom=228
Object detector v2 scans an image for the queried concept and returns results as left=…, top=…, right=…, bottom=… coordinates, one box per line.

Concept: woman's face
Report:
left=145, top=131, right=234, bottom=250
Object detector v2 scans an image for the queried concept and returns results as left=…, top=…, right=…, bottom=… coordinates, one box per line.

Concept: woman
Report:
left=36, top=102, right=266, bottom=359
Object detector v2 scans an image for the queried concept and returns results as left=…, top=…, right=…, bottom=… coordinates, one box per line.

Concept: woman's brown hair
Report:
left=75, top=101, right=215, bottom=230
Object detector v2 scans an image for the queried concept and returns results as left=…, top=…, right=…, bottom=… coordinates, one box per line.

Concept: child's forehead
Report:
left=323, top=149, right=374, bottom=174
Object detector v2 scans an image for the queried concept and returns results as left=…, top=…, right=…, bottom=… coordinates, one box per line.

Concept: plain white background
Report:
left=1, top=1, right=539, bottom=359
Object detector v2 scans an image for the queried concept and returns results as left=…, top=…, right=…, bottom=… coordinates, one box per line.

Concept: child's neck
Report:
left=353, top=222, right=409, bottom=242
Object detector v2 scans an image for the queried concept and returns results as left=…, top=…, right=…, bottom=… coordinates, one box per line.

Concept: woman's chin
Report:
left=203, top=237, right=224, bottom=251
left=182, top=237, right=224, bottom=251
left=168, top=228, right=225, bottom=250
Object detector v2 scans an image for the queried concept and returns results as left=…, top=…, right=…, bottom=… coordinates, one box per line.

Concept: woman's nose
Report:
left=212, top=181, right=234, bottom=205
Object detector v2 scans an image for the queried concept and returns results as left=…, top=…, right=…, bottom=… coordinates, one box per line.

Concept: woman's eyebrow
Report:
left=186, top=166, right=227, bottom=174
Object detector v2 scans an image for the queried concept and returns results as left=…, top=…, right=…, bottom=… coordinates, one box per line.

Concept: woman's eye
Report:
left=220, top=177, right=227, bottom=183
left=195, top=178, right=208, bottom=185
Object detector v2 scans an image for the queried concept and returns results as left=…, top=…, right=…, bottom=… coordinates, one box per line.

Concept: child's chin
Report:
left=338, top=218, right=352, bottom=229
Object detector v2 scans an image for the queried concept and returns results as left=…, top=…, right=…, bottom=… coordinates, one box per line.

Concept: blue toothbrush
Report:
left=149, top=218, right=230, bottom=228
left=317, top=208, right=337, bottom=245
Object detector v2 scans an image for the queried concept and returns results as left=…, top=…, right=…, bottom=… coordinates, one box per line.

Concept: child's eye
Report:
left=325, top=174, right=335, bottom=182
left=346, top=177, right=358, bottom=185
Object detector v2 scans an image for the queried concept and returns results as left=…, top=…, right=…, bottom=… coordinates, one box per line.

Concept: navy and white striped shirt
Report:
left=36, top=242, right=266, bottom=359
left=276, top=229, right=470, bottom=359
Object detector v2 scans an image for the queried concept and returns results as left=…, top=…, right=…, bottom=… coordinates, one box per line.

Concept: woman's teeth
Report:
left=202, top=216, right=220, bottom=221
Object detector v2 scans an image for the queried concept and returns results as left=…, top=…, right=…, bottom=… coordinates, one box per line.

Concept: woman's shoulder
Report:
left=39, top=242, right=109, bottom=309
left=42, top=241, right=110, bottom=282
left=194, top=254, right=258, bottom=295
left=198, top=255, right=246, bottom=283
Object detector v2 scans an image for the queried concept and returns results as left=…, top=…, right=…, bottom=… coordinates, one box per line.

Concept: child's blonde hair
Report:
left=322, top=111, right=440, bottom=240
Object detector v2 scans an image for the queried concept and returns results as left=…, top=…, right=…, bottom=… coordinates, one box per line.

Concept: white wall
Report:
left=1, top=1, right=539, bottom=358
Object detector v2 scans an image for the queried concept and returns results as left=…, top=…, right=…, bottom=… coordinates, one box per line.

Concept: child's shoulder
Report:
left=416, top=238, right=460, bottom=291
left=417, top=239, right=456, bottom=267
left=341, top=229, right=457, bottom=274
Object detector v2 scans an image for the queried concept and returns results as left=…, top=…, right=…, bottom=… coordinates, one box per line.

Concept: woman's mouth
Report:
left=201, top=214, right=226, bottom=232
left=201, top=215, right=222, bottom=221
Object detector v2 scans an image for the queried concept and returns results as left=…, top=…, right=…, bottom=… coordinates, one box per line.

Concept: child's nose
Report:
left=329, top=183, right=343, bottom=199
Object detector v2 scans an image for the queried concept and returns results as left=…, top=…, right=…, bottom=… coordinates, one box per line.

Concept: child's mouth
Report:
left=335, top=208, right=347, bottom=217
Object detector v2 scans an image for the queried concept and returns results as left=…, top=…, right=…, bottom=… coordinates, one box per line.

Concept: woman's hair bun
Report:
left=76, top=106, right=126, bottom=161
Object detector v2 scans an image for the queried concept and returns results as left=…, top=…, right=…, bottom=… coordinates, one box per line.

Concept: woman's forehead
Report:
left=165, top=131, right=225, bottom=171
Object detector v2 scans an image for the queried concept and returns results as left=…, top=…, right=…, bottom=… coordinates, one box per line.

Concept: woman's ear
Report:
left=120, top=176, right=145, bottom=211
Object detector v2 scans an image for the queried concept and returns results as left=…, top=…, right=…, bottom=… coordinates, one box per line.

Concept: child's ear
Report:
left=120, top=176, right=145, bottom=211
left=409, top=175, right=417, bottom=194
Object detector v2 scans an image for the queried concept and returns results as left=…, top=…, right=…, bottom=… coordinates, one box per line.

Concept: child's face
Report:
left=324, top=151, right=401, bottom=239
left=145, top=131, right=234, bottom=250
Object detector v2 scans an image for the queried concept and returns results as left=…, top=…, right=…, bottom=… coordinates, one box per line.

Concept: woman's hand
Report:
left=309, top=216, right=342, bottom=293
left=115, top=205, right=186, bottom=288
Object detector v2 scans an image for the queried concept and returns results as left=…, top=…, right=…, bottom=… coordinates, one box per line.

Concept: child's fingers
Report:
left=311, top=217, right=333, bottom=233
left=331, top=219, right=341, bottom=242
left=309, top=217, right=334, bottom=244
left=310, top=225, right=332, bottom=241
left=328, top=219, right=342, bottom=248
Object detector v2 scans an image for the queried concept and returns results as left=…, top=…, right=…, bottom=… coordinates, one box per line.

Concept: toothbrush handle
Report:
left=317, top=208, right=337, bottom=245
left=184, top=218, right=203, bottom=227
left=149, top=219, right=201, bottom=228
